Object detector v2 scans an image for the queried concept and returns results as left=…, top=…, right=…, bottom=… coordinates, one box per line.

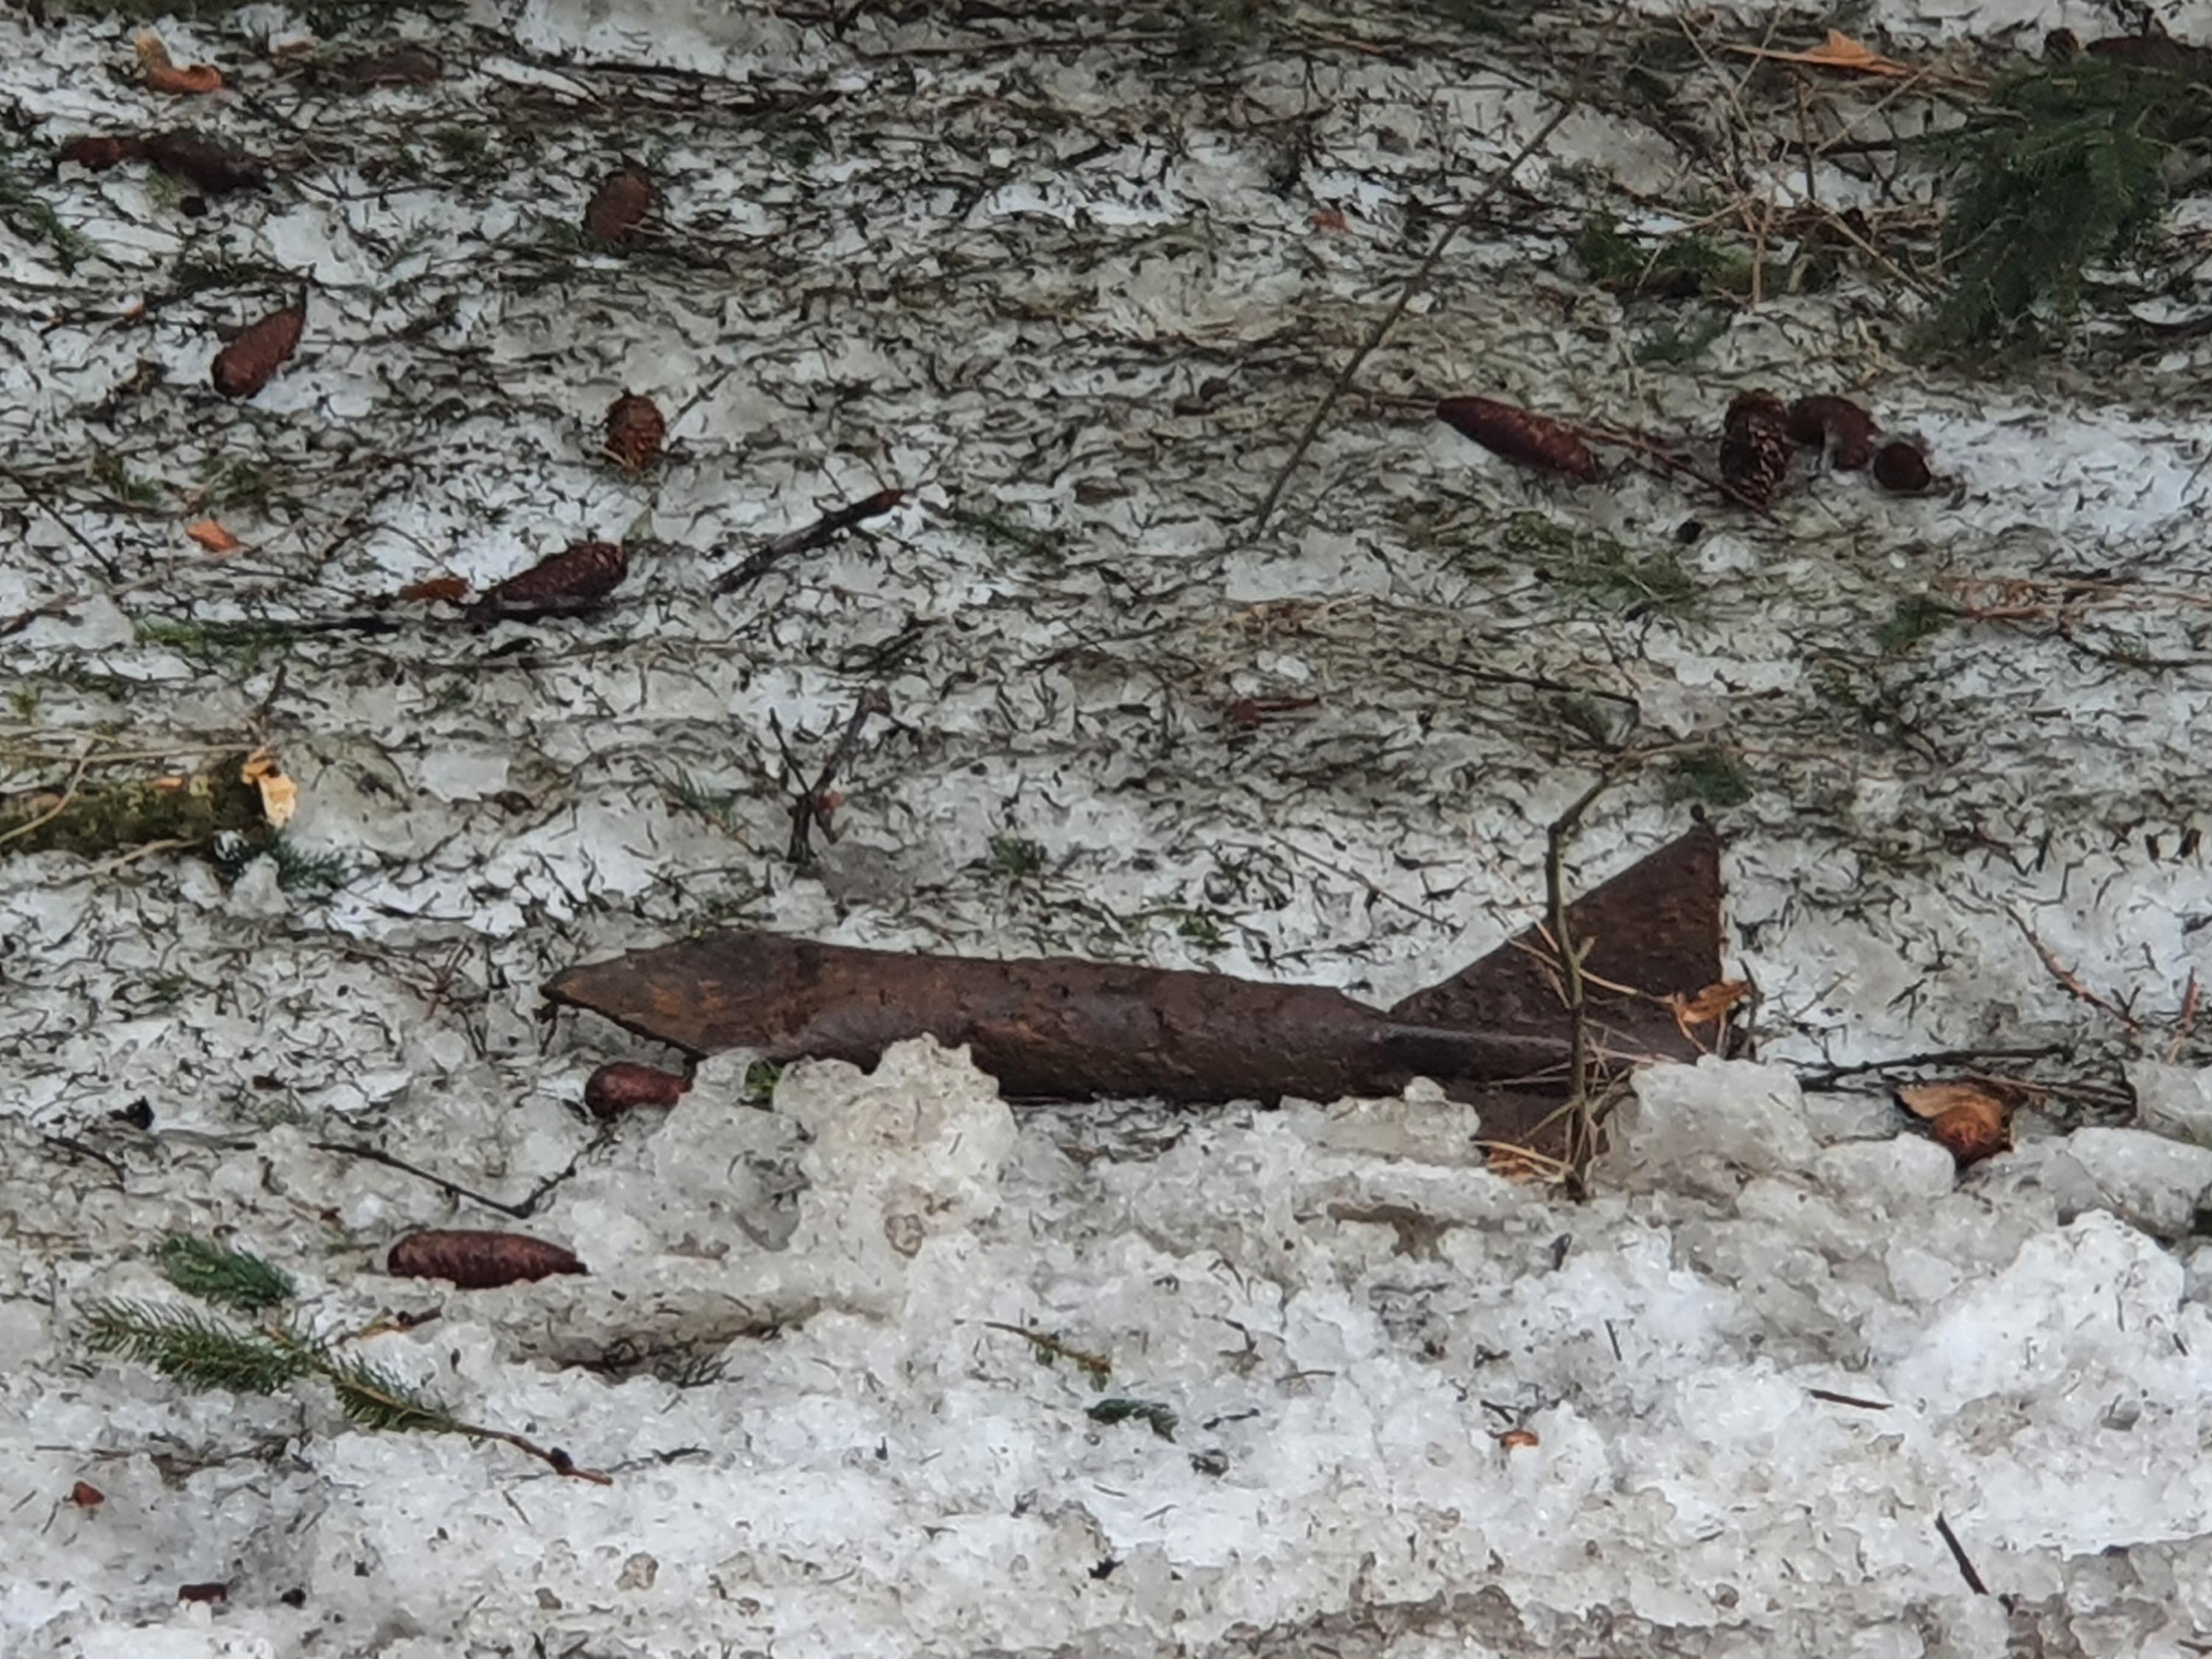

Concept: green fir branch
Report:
left=82, top=1299, right=312, bottom=1395
left=156, top=1236, right=297, bottom=1312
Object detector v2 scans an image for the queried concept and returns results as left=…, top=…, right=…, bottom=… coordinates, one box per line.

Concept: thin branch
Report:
left=1245, top=9, right=1627, bottom=537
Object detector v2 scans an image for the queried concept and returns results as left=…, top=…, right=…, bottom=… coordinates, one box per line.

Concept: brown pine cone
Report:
left=603, top=392, right=666, bottom=472
left=386, top=1228, right=585, bottom=1289
left=1435, top=396, right=1598, bottom=481
left=473, top=540, right=629, bottom=617
left=1786, top=394, right=1879, bottom=470
left=1719, top=389, right=1792, bottom=507
left=584, top=165, right=654, bottom=243
left=1871, top=439, right=1933, bottom=495
left=211, top=303, right=305, bottom=398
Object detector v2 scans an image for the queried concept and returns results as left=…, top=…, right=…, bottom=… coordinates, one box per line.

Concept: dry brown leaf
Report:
left=1498, top=1428, right=1540, bottom=1451
left=185, top=518, right=241, bottom=554
left=1729, top=29, right=1984, bottom=88
left=241, top=748, right=296, bottom=827
left=397, top=574, right=470, bottom=604
left=1309, top=207, right=1349, bottom=234
left=1672, top=978, right=1750, bottom=1027
left=135, top=30, right=224, bottom=94
left=1895, top=1080, right=2008, bottom=1121
left=69, top=1481, right=105, bottom=1509
left=1928, top=1099, right=2011, bottom=1168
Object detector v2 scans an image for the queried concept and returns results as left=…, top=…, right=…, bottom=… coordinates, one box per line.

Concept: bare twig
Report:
left=310, top=1141, right=585, bottom=1220
left=712, top=487, right=903, bottom=595
left=1245, top=9, right=1627, bottom=537
left=1545, top=771, right=1622, bottom=1176
left=1933, top=1512, right=1989, bottom=1595
left=776, top=686, right=892, bottom=867
left=2005, top=907, right=2143, bottom=1036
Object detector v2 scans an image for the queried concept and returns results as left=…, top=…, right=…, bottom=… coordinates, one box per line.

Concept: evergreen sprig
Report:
left=156, top=1234, right=297, bottom=1311
left=82, top=1236, right=605, bottom=1483
left=1927, top=55, right=2212, bottom=347
left=83, top=1298, right=311, bottom=1394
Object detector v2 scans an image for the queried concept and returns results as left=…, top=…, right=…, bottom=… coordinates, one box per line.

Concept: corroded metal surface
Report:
left=545, top=825, right=1724, bottom=1130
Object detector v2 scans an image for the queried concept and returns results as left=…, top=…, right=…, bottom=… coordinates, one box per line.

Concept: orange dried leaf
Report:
left=1731, top=30, right=1916, bottom=78
left=136, top=31, right=224, bottom=94
left=1895, top=1080, right=2008, bottom=1121
left=69, top=1481, right=105, bottom=1509
left=1929, top=1099, right=2011, bottom=1167
left=1672, top=978, right=1750, bottom=1027
left=1498, top=1428, right=1540, bottom=1451
left=185, top=518, right=241, bottom=553
left=397, top=574, right=470, bottom=603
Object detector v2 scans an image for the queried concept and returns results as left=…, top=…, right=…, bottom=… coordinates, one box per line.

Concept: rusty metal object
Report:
left=544, top=827, right=1725, bottom=1147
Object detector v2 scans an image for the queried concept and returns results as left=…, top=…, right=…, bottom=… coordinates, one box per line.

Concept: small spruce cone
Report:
left=1435, top=396, right=1598, bottom=481
left=603, top=392, right=667, bottom=473
left=59, top=133, right=145, bottom=171
left=1871, top=439, right=1933, bottom=495
left=340, top=44, right=442, bottom=88
left=211, top=303, right=305, bottom=398
left=386, top=1228, right=586, bottom=1290
left=1786, top=394, right=1879, bottom=470
left=1719, top=389, right=1793, bottom=507
left=584, top=1060, right=689, bottom=1119
left=142, top=131, right=265, bottom=194
left=473, top=540, right=629, bottom=617
left=583, top=165, right=655, bottom=243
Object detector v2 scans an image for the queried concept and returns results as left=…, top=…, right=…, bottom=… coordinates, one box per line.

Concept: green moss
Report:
left=1573, top=215, right=1753, bottom=301
left=1, top=755, right=265, bottom=858
left=1665, top=746, right=1753, bottom=808
left=1503, top=512, right=1697, bottom=617
left=1878, top=594, right=1958, bottom=656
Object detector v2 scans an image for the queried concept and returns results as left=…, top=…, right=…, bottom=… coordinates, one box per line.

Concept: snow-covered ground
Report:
left=11, top=0, right=2212, bottom=1651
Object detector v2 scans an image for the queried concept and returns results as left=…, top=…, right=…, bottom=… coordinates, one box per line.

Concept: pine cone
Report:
left=210, top=303, right=305, bottom=398
left=1786, top=394, right=1879, bottom=470
left=584, top=1060, right=689, bottom=1119
left=1871, top=439, right=1933, bottom=494
left=473, top=540, right=629, bottom=617
left=386, top=1228, right=586, bottom=1289
left=1435, top=396, right=1598, bottom=480
left=1719, top=389, right=1792, bottom=507
left=583, top=164, right=654, bottom=243
left=142, top=131, right=265, bottom=193
left=603, top=392, right=666, bottom=472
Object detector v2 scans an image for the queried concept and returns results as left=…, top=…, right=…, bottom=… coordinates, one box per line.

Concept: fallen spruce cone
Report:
left=471, top=540, right=629, bottom=618
left=386, top=1228, right=586, bottom=1289
left=1436, top=396, right=1599, bottom=481
left=584, top=1060, right=689, bottom=1119
left=584, top=165, right=655, bottom=243
left=142, top=131, right=265, bottom=194
left=59, top=133, right=146, bottom=171
left=211, top=302, right=305, bottom=398
left=338, top=43, right=442, bottom=88
left=1871, top=439, right=1933, bottom=495
left=1719, top=389, right=1792, bottom=507
left=1787, top=394, right=1879, bottom=470
left=603, top=392, right=666, bottom=472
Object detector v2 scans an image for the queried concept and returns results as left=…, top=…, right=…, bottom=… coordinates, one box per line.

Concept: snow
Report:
left=13, top=0, right=2212, bottom=1650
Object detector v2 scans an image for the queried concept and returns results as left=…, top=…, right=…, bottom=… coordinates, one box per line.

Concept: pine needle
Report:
left=156, top=1235, right=297, bottom=1311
